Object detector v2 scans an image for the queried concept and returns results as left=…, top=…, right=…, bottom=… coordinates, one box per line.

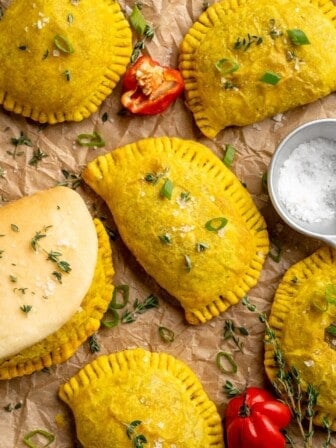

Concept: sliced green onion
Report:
left=223, top=144, right=236, bottom=168
left=158, top=326, right=175, bottom=343
left=287, top=29, right=310, bottom=46
left=205, top=217, right=228, bottom=232
left=76, top=132, right=105, bottom=148
left=311, top=293, right=328, bottom=312
left=260, top=71, right=281, bottom=85
left=129, top=4, right=147, bottom=35
left=215, top=58, right=240, bottom=75
left=216, top=351, right=237, bottom=374
left=268, top=238, right=283, bottom=262
left=101, top=309, right=119, bottom=328
left=110, top=285, right=129, bottom=309
left=63, top=70, right=71, bottom=81
left=326, top=323, right=336, bottom=336
left=160, top=178, right=173, bottom=199
left=23, top=429, right=55, bottom=448
left=325, top=284, right=336, bottom=305
left=53, top=34, right=74, bottom=54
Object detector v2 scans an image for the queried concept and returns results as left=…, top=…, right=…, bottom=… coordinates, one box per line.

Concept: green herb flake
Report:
left=23, top=429, right=55, bottom=448
left=11, top=224, right=19, bottom=232
left=88, top=333, right=100, bottom=353
left=158, top=326, right=175, bottom=343
left=196, top=242, right=209, bottom=252
left=67, top=13, right=74, bottom=24
left=9, top=275, right=17, bottom=283
left=215, top=58, right=239, bottom=75
left=126, top=420, right=147, bottom=448
left=29, top=148, right=48, bottom=167
left=326, top=323, right=336, bottom=336
left=57, top=169, right=82, bottom=190
left=18, top=45, right=28, bottom=51
left=158, top=233, right=172, bottom=245
left=42, top=49, right=49, bottom=60
left=223, top=380, right=241, bottom=398
left=222, top=143, right=236, bottom=168
left=110, top=285, right=129, bottom=309
left=216, top=351, right=237, bottom=374
left=260, top=71, right=281, bottom=85
left=20, top=304, right=32, bottom=314
left=160, top=178, right=174, bottom=200
left=144, top=169, right=168, bottom=184
left=76, top=132, right=105, bottom=148
left=234, top=34, right=263, bottom=51
left=129, top=4, right=147, bottom=35
left=268, top=237, right=283, bottom=262
left=53, top=34, right=74, bottom=54
left=287, top=29, right=310, bottom=46
left=184, top=254, right=192, bottom=272
left=205, top=217, right=228, bottom=232
left=63, top=69, right=71, bottom=81
left=101, top=111, right=108, bottom=123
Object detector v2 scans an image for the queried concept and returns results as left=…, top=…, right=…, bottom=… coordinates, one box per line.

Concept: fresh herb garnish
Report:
left=110, top=285, right=130, bottom=309
left=222, top=143, right=236, bottom=168
left=216, top=351, right=238, bottom=374
left=88, top=333, right=100, bottom=353
left=46, top=250, right=71, bottom=273
left=53, top=34, right=74, bottom=53
left=287, top=29, right=310, bottom=46
left=67, top=13, right=74, bottom=24
left=101, top=111, right=109, bottom=123
left=223, top=319, right=249, bottom=353
left=223, top=380, right=241, bottom=398
left=31, top=225, right=52, bottom=251
left=268, top=237, right=283, bottom=262
left=29, top=148, right=48, bottom=167
left=4, top=401, right=23, bottom=412
left=126, top=420, right=147, bottom=447
left=160, top=178, right=174, bottom=199
left=63, top=69, right=71, bottom=81
left=184, top=254, right=192, bottom=272
left=129, top=4, right=154, bottom=62
left=20, top=304, right=32, bottom=314
left=8, top=131, right=33, bottom=159
left=76, top=132, right=105, bottom=148
left=205, top=217, right=228, bottom=232
left=260, top=71, right=281, bottom=85
left=57, top=169, right=82, bottom=189
left=269, top=19, right=283, bottom=39
left=215, top=58, right=239, bottom=75
left=144, top=169, right=168, bottom=184
left=196, top=242, right=209, bottom=252
left=158, top=233, right=172, bottom=244
left=121, top=294, right=159, bottom=324
left=11, top=224, right=19, bottom=232
left=158, top=326, right=175, bottom=343
left=23, top=429, right=55, bottom=448
left=234, top=34, right=263, bottom=51
left=242, top=296, right=332, bottom=447
left=18, top=45, right=28, bottom=51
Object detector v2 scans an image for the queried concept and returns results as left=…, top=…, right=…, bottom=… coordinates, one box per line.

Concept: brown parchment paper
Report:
left=0, top=0, right=335, bottom=446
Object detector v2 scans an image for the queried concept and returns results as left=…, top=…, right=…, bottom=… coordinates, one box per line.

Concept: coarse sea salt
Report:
left=277, top=137, right=336, bottom=223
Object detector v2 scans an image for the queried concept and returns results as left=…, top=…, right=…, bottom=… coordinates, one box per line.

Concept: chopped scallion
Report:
left=101, top=309, right=119, bottom=328
left=223, top=144, right=236, bottom=168
left=76, top=132, right=105, bottom=148
left=158, top=326, right=175, bottom=343
left=53, top=34, right=74, bottom=54
left=260, top=71, right=281, bottom=85
left=23, top=429, right=55, bottom=448
left=287, top=29, right=310, bottom=46
left=129, top=4, right=147, bottom=35
left=160, top=178, right=174, bottom=200
left=110, top=285, right=129, bottom=309
left=205, top=217, right=228, bottom=232
left=215, top=58, right=240, bottom=75
left=216, top=351, right=237, bottom=374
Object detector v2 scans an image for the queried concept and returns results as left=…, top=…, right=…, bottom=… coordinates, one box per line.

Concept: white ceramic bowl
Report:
left=268, top=119, right=336, bottom=247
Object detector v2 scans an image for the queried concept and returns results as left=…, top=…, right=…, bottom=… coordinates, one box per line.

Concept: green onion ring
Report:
left=158, top=326, right=175, bottom=343
left=76, top=132, right=105, bottom=148
left=205, top=217, right=228, bottom=232
left=23, top=429, right=55, bottom=448
left=216, top=351, right=237, bottom=374
left=53, top=34, right=74, bottom=54
left=110, top=285, right=129, bottom=309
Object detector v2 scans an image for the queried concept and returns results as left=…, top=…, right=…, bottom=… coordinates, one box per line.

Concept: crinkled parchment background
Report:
left=0, top=0, right=335, bottom=447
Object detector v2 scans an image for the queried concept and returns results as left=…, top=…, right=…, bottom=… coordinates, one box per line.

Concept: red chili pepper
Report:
left=225, top=387, right=291, bottom=448
left=121, top=55, right=184, bottom=115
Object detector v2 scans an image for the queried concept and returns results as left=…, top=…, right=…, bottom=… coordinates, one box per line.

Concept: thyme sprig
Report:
left=242, top=296, right=332, bottom=448
left=121, top=294, right=159, bottom=323
left=129, top=3, right=155, bottom=62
